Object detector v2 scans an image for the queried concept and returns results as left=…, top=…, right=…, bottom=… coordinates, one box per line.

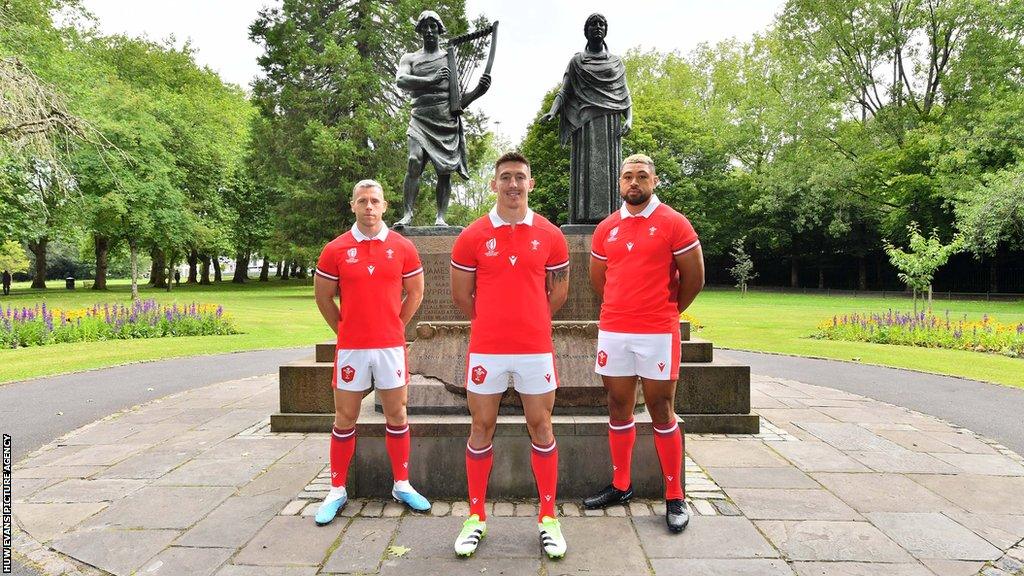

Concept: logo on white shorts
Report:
left=608, top=226, right=619, bottom=242
left=626, top=242, right=634, bottom=252
left=396, top=369, right=403, bottom=378
left=544, top=373, right=551, bottom=382
left=367, top=265, right=375, bottom=275
left=597, top=350, right=608, bottom=367
left=345, top=247, right=359, bottom=263
left=509, top=255, right=518, bottom=266
left=340, top=365, right=356, bottom=383
left=471, top=365, right=488, bottom=384
left=484, top=238, right=499, bottom=257
left=658, top=361, right=666, bottom=372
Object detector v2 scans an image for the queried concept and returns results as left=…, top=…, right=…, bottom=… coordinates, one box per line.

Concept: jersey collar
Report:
left=488, top=206, right=535, bottom=227
left=619, top=194, right=662, bottom=219
left=351, top=222, right=389, bottom=242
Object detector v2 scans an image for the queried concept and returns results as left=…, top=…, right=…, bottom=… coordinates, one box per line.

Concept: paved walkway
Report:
left=1, top=348, right=310, bottom=460
left=12, top=371, right=1024, bottom=576
left=724, top=349, right=1024, bottom=455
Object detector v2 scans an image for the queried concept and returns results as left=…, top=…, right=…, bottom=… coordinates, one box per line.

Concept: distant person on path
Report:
left=2, top=270, right=10, bottom=296
left=312, top=179, right=429, bottom=525
left=449, top=152, right=570, bottom=558
left=585, top=153, right=704, bottom=533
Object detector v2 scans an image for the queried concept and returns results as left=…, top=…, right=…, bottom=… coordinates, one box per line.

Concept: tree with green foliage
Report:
left=884, top=223, right=965, bottom=313
left=0, top=239, right=30, bottom=276
left=729, top=236, right=757, bottom=296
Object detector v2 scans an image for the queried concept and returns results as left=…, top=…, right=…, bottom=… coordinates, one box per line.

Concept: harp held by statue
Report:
left=446, top=21, right=498, bottom=116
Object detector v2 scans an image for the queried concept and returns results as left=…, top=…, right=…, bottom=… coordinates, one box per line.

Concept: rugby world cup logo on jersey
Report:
left=608, top=226, right=619, bottom=242
left=484, top=237, right=499, bottom=257
left=345, top=247, right=359, bottom=263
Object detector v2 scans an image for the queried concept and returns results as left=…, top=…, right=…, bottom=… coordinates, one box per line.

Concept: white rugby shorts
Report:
left=465, top=352, right=558, bottom=395
left=595, top=330, right=680, bottom=380
left=334, top=346, right=409, bottom=391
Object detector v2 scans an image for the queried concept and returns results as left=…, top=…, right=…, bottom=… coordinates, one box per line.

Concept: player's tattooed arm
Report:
left=546, top=265, right=569, bottom=315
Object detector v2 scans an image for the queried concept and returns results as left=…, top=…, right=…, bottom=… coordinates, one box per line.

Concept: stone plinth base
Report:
left=272, top=394, right=684, bottom=499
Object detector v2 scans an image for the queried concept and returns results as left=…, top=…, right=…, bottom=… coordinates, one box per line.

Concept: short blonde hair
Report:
left=621, top=153, right=655, bottom=172
left=351, top=179, right=384, bottom=200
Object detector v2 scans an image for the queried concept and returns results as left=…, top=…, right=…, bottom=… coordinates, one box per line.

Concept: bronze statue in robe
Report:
left=542, top=13, right=632, bottom=225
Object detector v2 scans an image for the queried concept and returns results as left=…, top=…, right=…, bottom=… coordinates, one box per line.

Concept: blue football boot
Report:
left=314, top=492, right=348, bottom=526
left=392, top=485, right=431, bottom=512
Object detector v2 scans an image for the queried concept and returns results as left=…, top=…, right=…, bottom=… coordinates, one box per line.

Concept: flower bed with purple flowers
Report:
left=0, top=299, right=237, bottom=348
left=814, top=310, right=1024, bottom=358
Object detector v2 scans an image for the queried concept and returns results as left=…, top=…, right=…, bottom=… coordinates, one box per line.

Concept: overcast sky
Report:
left=80, top=0, right=784, bottom=143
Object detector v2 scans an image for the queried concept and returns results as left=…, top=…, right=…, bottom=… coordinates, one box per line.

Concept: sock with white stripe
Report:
left=652, top=420, right=684, bottom=500
left=608, top=418, right=636, bottom=491
left=385, top=423, right=411, bottom=483
left=330, top=426, right=356, bottom=488
left=531, top=439, right=558, bottom=521
left=465, top=442, right=493, bottom=521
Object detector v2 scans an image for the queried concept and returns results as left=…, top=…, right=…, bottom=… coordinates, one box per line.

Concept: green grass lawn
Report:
left=1, top=278, right=1022, bottom=387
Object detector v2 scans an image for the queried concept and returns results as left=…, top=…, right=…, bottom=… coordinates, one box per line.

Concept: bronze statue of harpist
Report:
left=542, top=13, right=632, bottom=225
left=394, top=11, right=493, bottom=228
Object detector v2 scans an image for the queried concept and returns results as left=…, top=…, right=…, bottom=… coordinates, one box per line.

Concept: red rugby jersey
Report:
left=315, top=224, right=423, bottom=349
left=451, top=208, right=570, bottom=354
left=591, top=196, right=700, bottom=333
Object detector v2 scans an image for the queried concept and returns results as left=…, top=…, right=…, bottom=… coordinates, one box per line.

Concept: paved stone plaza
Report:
left=12, top=373, right=1024, bottom=576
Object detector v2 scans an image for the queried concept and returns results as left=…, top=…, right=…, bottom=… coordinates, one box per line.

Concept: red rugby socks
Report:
left=653, top=420, right=684, bottom=500
left=329, top=426, right=356, bottom=488
left=385, top=424, right=410, bottom=482
left=531, top=440, right=559, bottom=521
left=608, top=418, right=636, bottom=490
left=466, top=442, right=493, bottom=520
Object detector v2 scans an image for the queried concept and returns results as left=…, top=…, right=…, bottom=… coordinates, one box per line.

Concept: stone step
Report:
left=680, top=337, right=712, bottom=363
left=272, top=396, right=686, bottom=499
left=680, top=320, right=690, bottom=342
left=279, top=358, right=334, bottom=413
left=679, top=414, right=760, bottom=434
left=676, top=359, right=751, bottom=415
left=315, top=342, right=335, bottom=363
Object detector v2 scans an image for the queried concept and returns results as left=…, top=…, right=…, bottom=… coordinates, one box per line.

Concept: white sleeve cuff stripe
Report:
left=315, top=268, right=339, bottom=281
left=450, top=260, right=477, bottom=272
left=590, top=251, right=608, bottom=261
left=672, top=240, right=700, bottom=255
left=545, top=260, right=570, bottom=271
left=402, top=267, right=424, bottom=278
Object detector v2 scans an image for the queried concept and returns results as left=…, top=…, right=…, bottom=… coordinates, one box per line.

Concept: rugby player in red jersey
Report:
left=449, top=152, right=570, bottom=558
left=584, top=153, right=704, bottom=533
left=312, top=179, right=429, bottom=525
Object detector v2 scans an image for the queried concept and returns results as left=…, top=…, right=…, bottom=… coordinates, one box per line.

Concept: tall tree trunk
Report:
left=259, top=255, right=270, bottom=282
left=275, top=260, right=283, bottom=277
left=232, top=251, right=249, bottom=283
left=790, top=256, right=799, bottom=289
left=28, top=237, right=47, bottom=289
left=858, top=256, right=867, bottom=291
left=148, top=250, right=159, bottom=285
left=129, top=239, right=139, bottom=300
left=187, top=249, right=199, bottom=284
left=199, top=255, right=212, bottom=285
left=92, top=235, right=108, bottom=290
left=295, top=264, right=307, bottom=279
left=164, top=250, right=175, bottom=292
left=281, top=260, right=290, bottom=280
left=213, top=254, right=223, bottom=282
left=151, top=249, right=168, bottom=289
left=817, top=267, right=824, bottom=289
left=989, top=252, right=999, bottom=293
